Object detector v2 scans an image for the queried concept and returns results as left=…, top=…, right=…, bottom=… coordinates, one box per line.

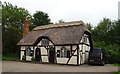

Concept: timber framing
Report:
left=18, top=21, right=93, bottom=65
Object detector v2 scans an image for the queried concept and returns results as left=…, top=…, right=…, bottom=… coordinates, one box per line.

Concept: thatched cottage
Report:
left=18, top=20, right=93, bottom=65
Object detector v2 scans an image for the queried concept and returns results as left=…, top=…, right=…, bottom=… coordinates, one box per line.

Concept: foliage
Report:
left=58, top=19, right=65, bottom=23
left=2, top=2, right=33, bottom=56
left=31, top=56, right=35, bottom=61
left=113, top=70, right=120, bottom=74
left=94, top=42, right=120, bottom=64
left=86, top=23, right=93, bottom=32
left=114, top=64, right=120, bottom=66
left=33, top=11, right=52, bottom=26
left=22, top=55, right=26, bottom=61
left=92, top=18, right=120, bottom=64
left=2, top=2, right=53, bottom=60
left=2, top=53, right=19, bottom=60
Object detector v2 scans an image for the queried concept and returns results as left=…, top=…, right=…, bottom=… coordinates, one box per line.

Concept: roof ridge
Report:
left=33, top=20, right=85, bottom=31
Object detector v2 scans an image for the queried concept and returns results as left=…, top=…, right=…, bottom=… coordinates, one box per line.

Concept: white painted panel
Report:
left=42, top=56, right=48, bottom=62
left=20, top=51, right=24, bottom=60
left=83, top=45, right=86, bottom=53
left=21, top=46, right=25, bottom=50
left=79, top=53, right=85, bottom=64
left=85, top=52, right=89, bottom=62
left=72, top=46, right=77, bottom=50
left=68, top=56, right=77, bottom=64
left=26, top=56, right=32, bottom=61
left=37, top=41, right=41, bottom=45
left=41, top=47, right=47, bottom=55
left=87, top=37, right=89, bottom=44
left=74, top=50, right=77, bottom=55
left=80, top=36, right=83, bottom=43
left=30, top=46, right=34, bottom=50
left=57, top=58, right=69, bottom=64
left=49, top=41, right=53, bottom=45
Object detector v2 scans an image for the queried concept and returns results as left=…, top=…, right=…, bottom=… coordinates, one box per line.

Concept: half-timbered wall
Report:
left=20, top=33, right=91, bottom=65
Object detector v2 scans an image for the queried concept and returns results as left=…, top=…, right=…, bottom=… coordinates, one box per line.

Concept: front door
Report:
left=49, top=47, right=55, bottom=63
left=35, top=47, right=41, bottom=62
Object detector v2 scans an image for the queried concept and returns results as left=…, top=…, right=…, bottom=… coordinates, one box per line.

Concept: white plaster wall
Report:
left=57, top=58, right=69, bottom=64
left=41, top=47, right=47, bottom=55
left=80, top=36, right=83, bottom=43
left=20, top=51, right=24, bottom=60
left=49, top=41, right=54, bottom=46
left=29, top=46, right=34, bottom=50
left=42, top=56, right=48, bottom=62
left=26, top=56, right=32, bottom=61
left=37, top=41, right=41, bottom=45
left=86, top=37, right=89, bottom=44
left=20, top=46, right=25, bottom=61
left=21, top=46, right=25, bottom=50
left=68, top=56, right=77, bottom=64
left=72, top=45, right=77, bottom=50
left=56, top=45, right=77, bottom=65
left=20, top=46, right=34, bottom=61
left=79, top=36, right=91, bottom=64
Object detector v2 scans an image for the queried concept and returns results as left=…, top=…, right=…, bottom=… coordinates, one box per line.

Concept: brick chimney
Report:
left=23, top=16, right=29, bottom=38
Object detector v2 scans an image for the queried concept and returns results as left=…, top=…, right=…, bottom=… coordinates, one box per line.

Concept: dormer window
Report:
left=41, top=38, right=49, bottom=46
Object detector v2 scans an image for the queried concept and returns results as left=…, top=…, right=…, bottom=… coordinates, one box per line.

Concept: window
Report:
left=57, top=46, right=70, bottom=58
left=84, top=37, right=87, bottom=43
left=41, top=38, right=49, bottom=46
left=26, top=47, right=31, bottom=56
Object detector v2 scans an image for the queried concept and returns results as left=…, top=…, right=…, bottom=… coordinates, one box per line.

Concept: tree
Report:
left=58, top=19, right=65, bottom=23
left=110, top=20, right=120, bottom=45
left=92, top=18, right=112, bottom=44
left=2, top=2, right=32, bottom=55
left=86, top=23, right=93, bottom=32
left=33, top=11, right=52, bottom=26
left=92, top=18, right=120, bottom=64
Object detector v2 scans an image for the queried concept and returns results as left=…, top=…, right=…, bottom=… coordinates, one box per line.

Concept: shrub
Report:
left=22, top=55, right=26, bottom=61
left=31, top=56, right=35, bottom=61
left=93, top=42, right=120, bottom=64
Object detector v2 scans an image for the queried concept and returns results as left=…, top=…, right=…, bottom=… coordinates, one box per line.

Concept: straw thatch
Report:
left=18, top=21, right=91, bottom=46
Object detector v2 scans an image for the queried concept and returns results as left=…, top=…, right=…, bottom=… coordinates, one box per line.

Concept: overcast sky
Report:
left=1, top=0, right=120, bottom=26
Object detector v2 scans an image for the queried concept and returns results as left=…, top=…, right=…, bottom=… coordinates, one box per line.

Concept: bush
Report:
left=31, top=56, right=35, bottom=61
left=2, top=54, right=19, bottom=61
left=94, top=42, right=120, bottom=64
left=22, top=55, right=26, bottom=61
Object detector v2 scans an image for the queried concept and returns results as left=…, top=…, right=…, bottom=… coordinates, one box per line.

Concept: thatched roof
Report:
left=18, top=21, right=91, bottom=46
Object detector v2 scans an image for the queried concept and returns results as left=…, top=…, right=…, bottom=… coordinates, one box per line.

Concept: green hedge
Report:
left=94, top=42, right=120, bottom=64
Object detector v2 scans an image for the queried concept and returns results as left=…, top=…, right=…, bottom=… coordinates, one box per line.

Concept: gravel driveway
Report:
left=2, top=61, right=119, bottom=72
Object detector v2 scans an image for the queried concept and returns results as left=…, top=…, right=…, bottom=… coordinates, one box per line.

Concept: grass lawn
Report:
left=113, top=70, right=120, bottom=74
left=113, top=64, right=120, bottom=74
left=114, top=64, right=120, bottom=67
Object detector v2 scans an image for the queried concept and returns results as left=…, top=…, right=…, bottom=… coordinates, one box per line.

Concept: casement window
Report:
left=57, top=46, right=70, bottom=58
left=41, top=38, right=49, bottom=46
left=26, top=47, right=33, bottom=56
left=26, top=47, right=31, bottom=56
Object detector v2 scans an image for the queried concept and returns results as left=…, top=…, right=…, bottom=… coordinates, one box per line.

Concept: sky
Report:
left=1, top=0, right=120, bottom=26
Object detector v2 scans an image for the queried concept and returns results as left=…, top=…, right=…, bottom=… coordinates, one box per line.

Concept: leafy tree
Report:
left=33, top=11, right=52, bottom=26
left=92, top=18, right=120, bottom=64
left=86, top=23, right=93, bottom=32
left=92, top=18, right=112, bottom=44
left=58, top=19, right=65, bottom=23
left=110, top=20, right=120, bottom=45
left=2, top=2, right=32, bottom=55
